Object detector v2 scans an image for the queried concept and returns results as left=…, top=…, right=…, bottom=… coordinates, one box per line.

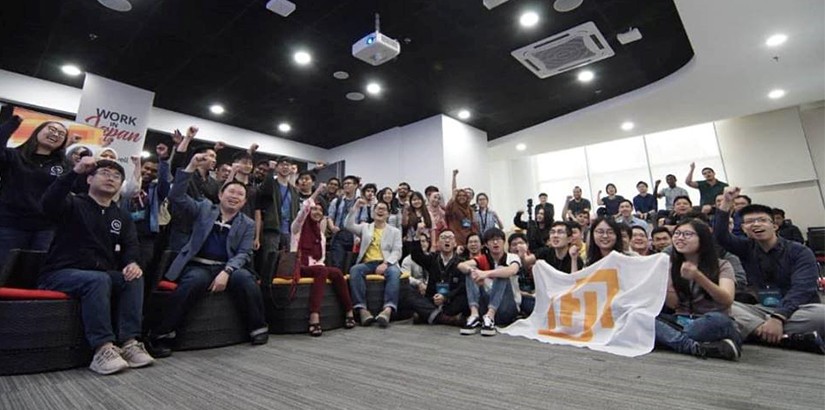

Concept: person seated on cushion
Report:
left=290, top=183, right=355, bottom=336
left=458, top=228, right=521, bottom=336
left=715, top=187, right=825, bottom=354
left=149, top=153, right=268, bottom=357
left=346, top=199, right=403, bottom=328
left=656, top=218, right=741, bottom=361
left=402, top=232, right=429, bottom=295
left=773, top=208, right=804, bottom=244
left=408, top=229, right=468, bottom=326
left=38, top=156, right=153, bottom=375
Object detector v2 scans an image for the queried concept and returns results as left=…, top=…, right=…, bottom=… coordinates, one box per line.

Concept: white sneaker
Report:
left=89, top=345, right=129, bottom=375
left=480, top=315, right=497, bottom=337
left=120, top=340, right=155, bottom=368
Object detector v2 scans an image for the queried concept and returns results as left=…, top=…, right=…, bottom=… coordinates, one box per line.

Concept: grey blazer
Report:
left=165, top=170, right=255, bottom=281
left=345, top=206, right=402, bottom=266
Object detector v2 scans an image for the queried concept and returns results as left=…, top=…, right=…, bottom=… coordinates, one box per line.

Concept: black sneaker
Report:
left=480, top=315, right=497, bottom=337
left=460, top=316, right=481, bottom=335
left=698, top=339, right=740, bottom=361
left=146, top=338, right=173, bottom=359
left=780, top=331, right=825, bottom=354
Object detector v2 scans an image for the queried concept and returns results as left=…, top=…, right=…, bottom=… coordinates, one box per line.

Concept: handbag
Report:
left=271, top=250, right=301, bottom=306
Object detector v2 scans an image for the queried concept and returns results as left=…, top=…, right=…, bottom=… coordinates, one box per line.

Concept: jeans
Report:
left=655, top=312, right=741, bottom=355
left=349, top=261, right=401, bottom=311
left=465, top=276, right=520, bottom=326
left=730, top=301, right=825, bottom=339
left=39, top=268, right=144, bottom=350
left=155, top=264, right=267, bottom=335
left=328, top=231, right=354, bottom=272
left=520, top=294, right=536, bottom=316
left=0, top=226, right=54, bottom=270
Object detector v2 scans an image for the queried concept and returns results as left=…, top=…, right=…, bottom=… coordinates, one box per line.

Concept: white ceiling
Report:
left=488, top=0, right=825, bottom=161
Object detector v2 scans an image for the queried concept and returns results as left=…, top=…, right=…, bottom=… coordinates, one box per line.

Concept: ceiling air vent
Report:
left=511, top=21, right=615, bottom=79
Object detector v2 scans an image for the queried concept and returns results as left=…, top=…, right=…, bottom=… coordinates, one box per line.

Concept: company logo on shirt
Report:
left=49, top=165, right=64, bottom=176
left=110, top=219, right=122, bottom=235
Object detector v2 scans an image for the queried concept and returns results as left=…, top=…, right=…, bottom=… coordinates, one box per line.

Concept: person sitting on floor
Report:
left=528, top=221, right=584, bottom=275
left=655, top=218, right=741, bottom=361
left=651, top=227, right=673, bottom=253
left=586, top=217, right=625, bottom=266
left=401, top=232, right=429, bottom=295
left=629, top=225, right=652, bottom=256
left=715, top=187, right=825, bottom=354
left=506, top=233, right=535, bottom=316
left=458, top=228, right=521, bottom=337
left=346, top=199, right=403, bottom=328
left=408, top=229, right=468, bottom=327
left=615, top=199, right=649, bottom=233
left=38, top=156, right=153, bottom=375
left=149, top=153, right=268, bottom=357
left=291, top=183, right=355, bottom=336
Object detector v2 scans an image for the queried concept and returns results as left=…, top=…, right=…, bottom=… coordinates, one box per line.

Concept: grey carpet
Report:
left=1, top=321, right=823, bottom=410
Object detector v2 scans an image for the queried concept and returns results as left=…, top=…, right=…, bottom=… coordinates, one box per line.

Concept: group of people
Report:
left=0, top=116, right=822, bottom=376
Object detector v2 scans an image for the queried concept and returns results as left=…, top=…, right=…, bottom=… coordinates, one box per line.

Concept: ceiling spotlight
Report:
left=516, top=143, right=527, bottom=151
left=457, top=109, right=471, bottom=120
left=97, top=0, right=132, bottom=12
left=366, top=83, right=382, bottom=95
left=61, top=64, right=83, bottom=76
left=768, top=89, right=785, bottom=99
left=765, top=34, right=787, bottom=47
left=577, top=70, right=594, bottom=82
left=519, top=11, right=540, bottom=28
left=141, top=151, right=151, bottom=159
left=278, top=122, right=292, bottom=132
left=621, top=121, right=635, bottom=131
left=293, top=51, right=311, bottom=65
left=209, top=104, right=225, bottom=115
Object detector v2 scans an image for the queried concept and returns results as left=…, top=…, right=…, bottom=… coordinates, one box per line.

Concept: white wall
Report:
left=324, top=115, right=445, bottom=193
left=800, top=103, right=825, bottom=207
left=442, top=116, right=489, bottom=198
left=0, top=69, right=326, bottom=162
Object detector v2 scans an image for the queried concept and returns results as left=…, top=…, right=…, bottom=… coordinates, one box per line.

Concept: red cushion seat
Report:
left=157, top=280, right=178, bottom=291
left=0, top=287, right=70, bottom=300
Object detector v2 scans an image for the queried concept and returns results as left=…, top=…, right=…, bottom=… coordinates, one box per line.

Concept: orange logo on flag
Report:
left=539, top=269, right=620, bottom=342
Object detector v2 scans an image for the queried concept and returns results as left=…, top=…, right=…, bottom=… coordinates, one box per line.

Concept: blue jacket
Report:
left=713, top=209, right=819, bottom=318
left=164, top=169, right=255, bottom=281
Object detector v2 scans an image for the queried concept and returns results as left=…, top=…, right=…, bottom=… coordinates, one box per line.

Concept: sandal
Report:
left=309, top=323, right=322, bottom=337
left=345, top=316, right=356, bottom=329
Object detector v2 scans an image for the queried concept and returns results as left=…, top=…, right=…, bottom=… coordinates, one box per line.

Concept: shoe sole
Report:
left=480, top=328, right=497, bottom=337
left=376, top=317, right=389, bottom=328
left=90, top=363, right=128, bottom=375
left=720, top=339, right=740, bottom=361
left=460, top=328, right=479, bottom=335
left=127, top=359, right=155, bottom=369
left=361, top=318, right=374, bottom=327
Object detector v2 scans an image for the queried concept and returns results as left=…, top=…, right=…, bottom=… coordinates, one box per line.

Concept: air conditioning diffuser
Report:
left=511, top=21, right=615, bottom=79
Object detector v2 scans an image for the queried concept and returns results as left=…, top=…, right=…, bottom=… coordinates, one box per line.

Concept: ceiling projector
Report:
left=352, top=14, right=400, bottom=66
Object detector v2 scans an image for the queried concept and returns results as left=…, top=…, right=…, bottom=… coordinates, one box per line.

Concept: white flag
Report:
left=501, top=251, right=669, bottom=357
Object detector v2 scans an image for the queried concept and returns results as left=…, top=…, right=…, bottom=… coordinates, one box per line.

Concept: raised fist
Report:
left=452, top=169, right=459, bottom=176
left=129, top=155, right=140, bottom=165
left=101, top=135, right=114, bottom=148
left=171, top=129, right=183, bottom=145
left=73, top=156, right=97, bottom=174
left=214, top=141, right=226, bottom=151
left=249, top=143, right=259, bottom=152
left=354, top=197, right=367, bottom=208
left=186, top=126, right=199, bottom=139
left=188, top=153, right=210, bottom=170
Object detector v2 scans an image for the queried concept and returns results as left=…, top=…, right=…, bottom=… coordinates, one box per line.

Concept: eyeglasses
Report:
left=95, top=169, right=123, bottom=181
left=593, top=229, right=616, bottom=237
left=672, top=230, right=697, bottom=239
left=47, top=125, right=67, bottom=138
left=743, top=217, right=772, bottom=226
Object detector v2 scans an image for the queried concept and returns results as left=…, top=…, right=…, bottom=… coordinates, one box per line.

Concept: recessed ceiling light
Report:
left=209, top=104, right=225, bottom=115
left=553, top=0, right=583, bottom=13
left=97, top=0, right=132, bottom=12
left=516, top=143, right=527, bottom=151
left=768, top=89, right=786, bottom=99
left=621, top=121, right=635, bottom=131
left=457, top=109, right=471, bottom=120
left=293, top=51, right=311, bottom=65
left=61, top=64, right=83, bottom=76
left=519, top=11, right=540, bottom=28
left=278, top=122, right=292, bottom=132
left=765, top=34, right=788, bottom=47
left=577, top=70, right=594, bottom=82
left=141, top=151, right=151, bottom=159
left=333, top=71, right=349, bottom=80
left=366, top=83, right=381, bottom=95
left=346, top=92, right=365, bottom=101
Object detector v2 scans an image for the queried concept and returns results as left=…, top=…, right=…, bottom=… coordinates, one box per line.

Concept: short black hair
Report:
left=275, top=156, right=294, bottom=165
left=507, top=232, right=528, bottom=246
left=362, top=183, right=377, bottom=193
left=424, top=185, right=439, bottom=197
left=772, top=208, right=786, bottom=218
left=666, top=174, right=676, bottom=179
left=673, top=195, right=692, bottom=206
left=636, top=181, right=648, bottom=188
left=619, top=199, right=633, bottom=208
left=193, top=145, right=216, bottom=155
left=327, top=177, right=340, bottom=185
left=651, top=226, right=672, bottom=237
left=231, top=151, right=253, bottom=163
left=343, top=175, right=360, bottom=185
left=255, top=159, right=270, bottom=167
left=93, top=159, right=125, bottom=180
left=701, top=167, right=714, bottom=173
left=734, top=195, right=752, bottom=205
left=398, top=182, right=410, bottom=189
left=220, top=180, right=248, bottom=197
left=539, top=193, right=548, bottom=198
left=483, top=227, right=506, bottom=243
left=297, top=170, right=316, bottom=182
left=567, top=221, right=582, bottom=231
left=740, top=204, right=774, bottom=219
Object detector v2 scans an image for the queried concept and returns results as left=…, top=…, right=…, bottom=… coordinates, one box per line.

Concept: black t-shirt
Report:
left=534, top=246, right=582, bottom=273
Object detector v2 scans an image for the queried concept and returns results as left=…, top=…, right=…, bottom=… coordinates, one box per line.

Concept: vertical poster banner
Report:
left=76, top=74, right=155, bottom=178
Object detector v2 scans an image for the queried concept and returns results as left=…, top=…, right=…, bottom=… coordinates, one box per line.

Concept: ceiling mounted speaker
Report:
left=97, top=0, right=132, bottom=12
left=511, top=21, right=614, bottom=79
left=553, top=0, right=584, bottom=13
